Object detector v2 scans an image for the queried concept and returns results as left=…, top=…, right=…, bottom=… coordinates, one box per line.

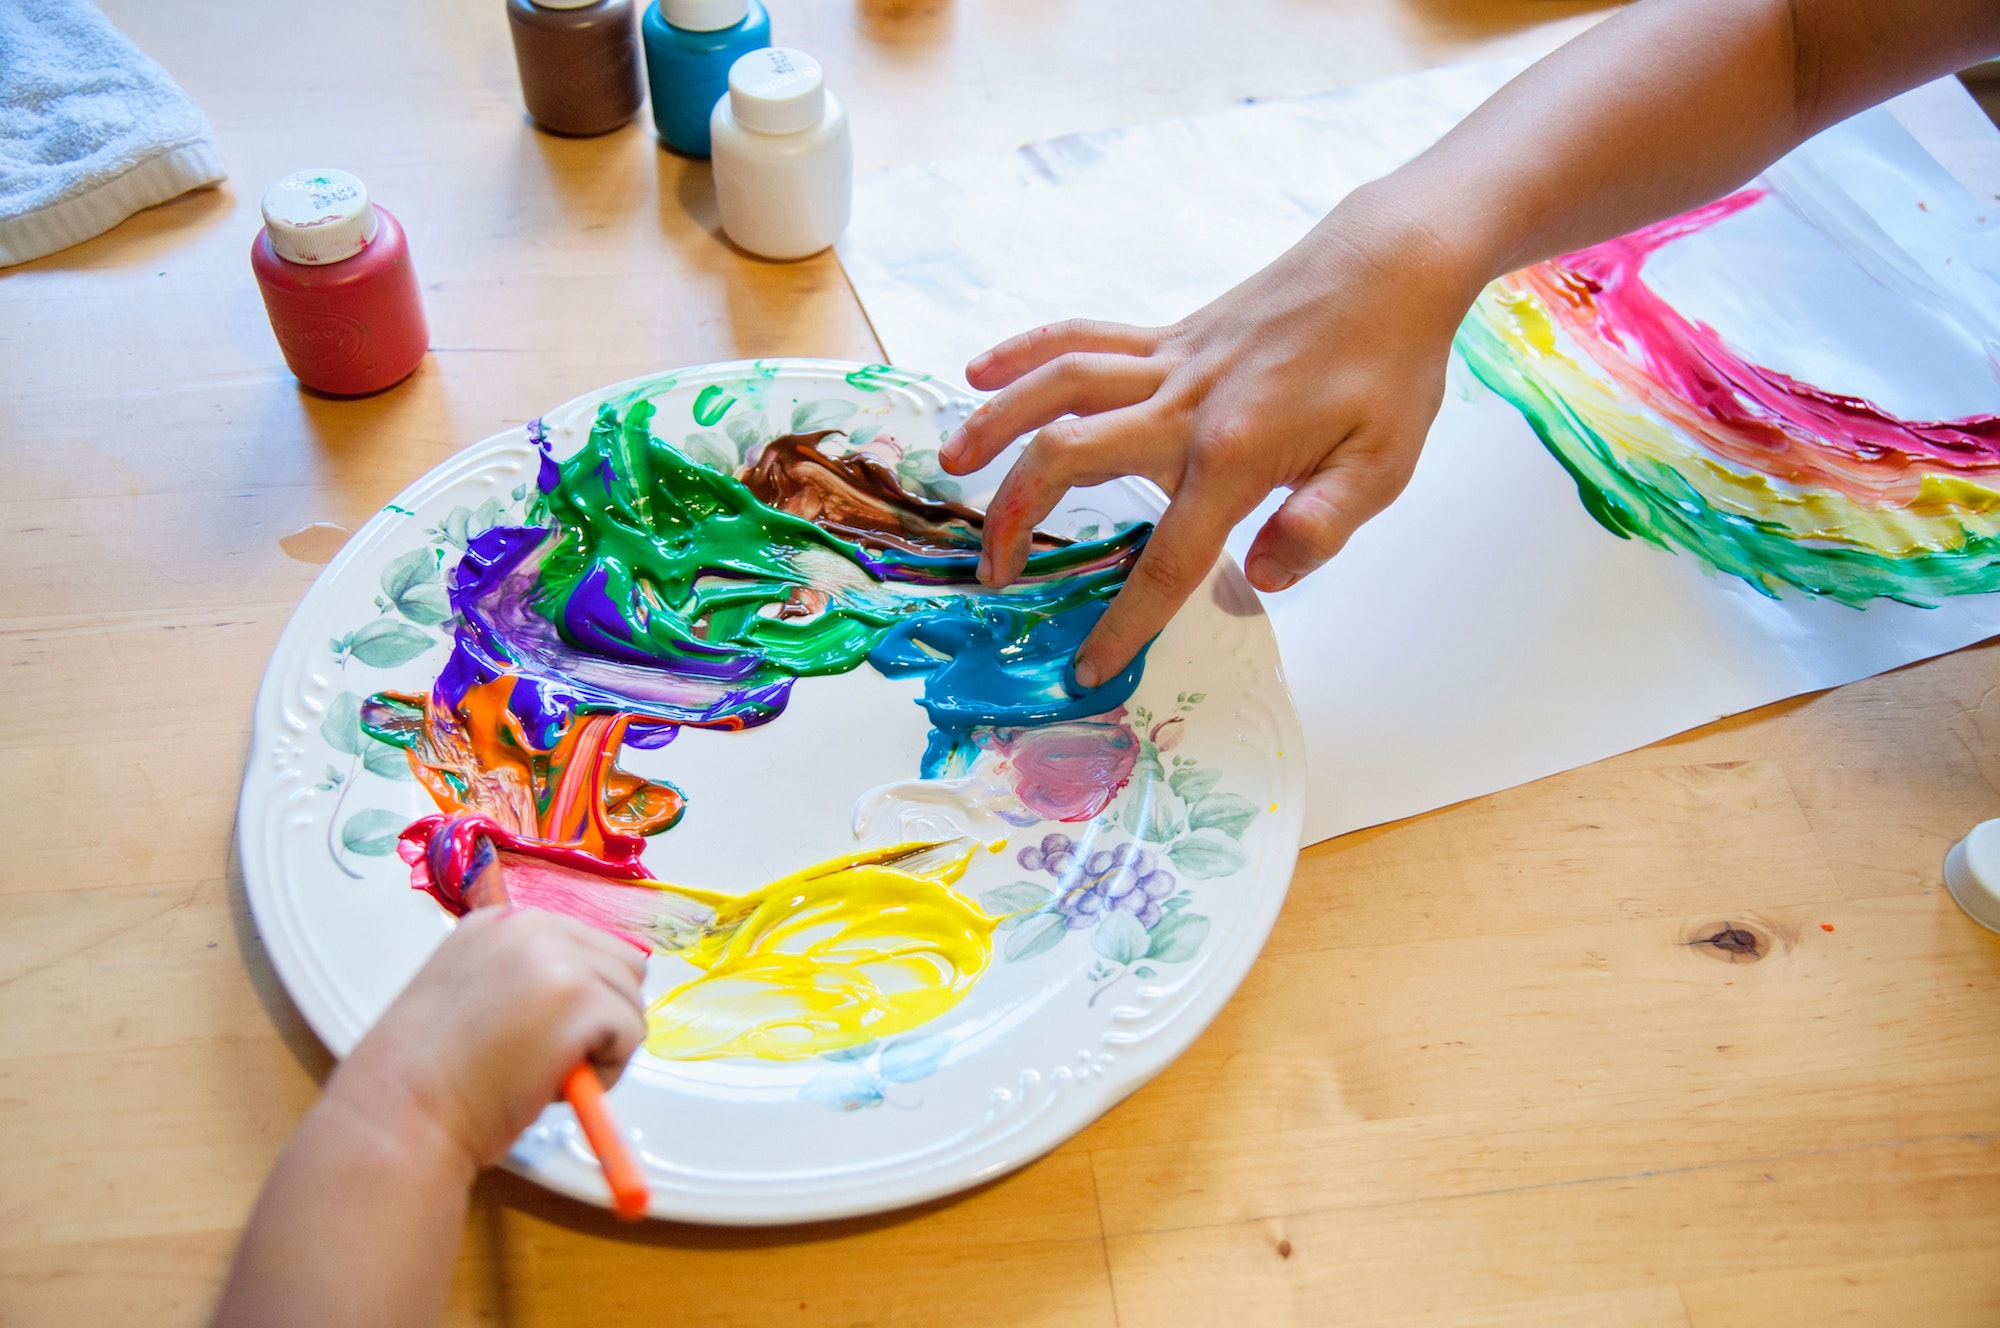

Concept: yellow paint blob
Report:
left=642, top=841, right=999, bottom=1061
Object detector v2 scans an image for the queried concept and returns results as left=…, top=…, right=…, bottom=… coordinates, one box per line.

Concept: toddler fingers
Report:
left=583, top=995, right=649, bottom=1087
left=1074, top=474, right=1258, bottom=687
left=539, top=908, right=649, bottom=984
left=967, top=319, right=1162, bottom=390
left=979, top=403, right=1179, bottom=587
left=1241, top=436, right=1419, bottom=592
left=579, top=945, right=650, bottom=1023
left=941, top=352, right=1165, bottom=474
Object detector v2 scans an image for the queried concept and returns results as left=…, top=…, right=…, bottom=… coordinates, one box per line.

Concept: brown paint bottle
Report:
left=507, top=0, right=644, bottom=137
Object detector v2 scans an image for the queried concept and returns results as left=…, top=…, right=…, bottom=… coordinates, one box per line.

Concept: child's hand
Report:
left=325, top=907, right=649, bottom=1173
left=939, top=189, right=1482, bottom=687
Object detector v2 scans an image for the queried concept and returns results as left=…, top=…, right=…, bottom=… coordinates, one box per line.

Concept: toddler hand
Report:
left=940, top=188, right=1482, bottom=686
left=324, top=907, right=648, bottom=1172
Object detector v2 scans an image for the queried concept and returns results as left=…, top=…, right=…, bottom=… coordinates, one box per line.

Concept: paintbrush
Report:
left=466, top=835, right=652, bottom=1221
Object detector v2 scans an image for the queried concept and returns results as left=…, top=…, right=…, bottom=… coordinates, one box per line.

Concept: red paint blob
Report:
left=1820, top=922, right=1835, bottom=931
left=252, top=204, right=428, bottom=396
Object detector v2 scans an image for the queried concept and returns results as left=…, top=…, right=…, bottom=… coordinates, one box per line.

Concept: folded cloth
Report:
left=0, top=0, right=225, bottom=267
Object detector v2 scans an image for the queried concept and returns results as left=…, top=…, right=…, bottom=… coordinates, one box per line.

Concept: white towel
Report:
left=0, top=0, right=225, bottom=267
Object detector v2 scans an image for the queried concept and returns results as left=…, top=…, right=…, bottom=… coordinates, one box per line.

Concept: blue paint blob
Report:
left=867, top=599, right=1149, bottom=776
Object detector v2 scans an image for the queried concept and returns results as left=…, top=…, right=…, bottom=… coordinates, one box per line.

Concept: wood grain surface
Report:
left=4, top=2, right=1998, bottom=1324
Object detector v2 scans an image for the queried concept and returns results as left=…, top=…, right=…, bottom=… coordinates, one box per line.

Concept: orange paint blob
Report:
left=377, top=677, right=685, bottom=859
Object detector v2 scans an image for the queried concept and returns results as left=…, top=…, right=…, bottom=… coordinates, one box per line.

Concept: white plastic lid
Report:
left=664, top=0, right=748, bottom=29
left=1944, top=819, right=2000, bottom=933
left=261, top=169, right=378, bottom=266
left=727, top=47, right=825, bottom=136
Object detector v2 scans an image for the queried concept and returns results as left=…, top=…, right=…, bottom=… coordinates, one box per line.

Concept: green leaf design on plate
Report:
left=1188, top=792, right=1258, bottom=839
left=1092, top=910, right=1150, bottom=965
left=1120, top=780, right=1176, bottom=840
left=1144, top=912, right=1210, bottom=963
left=341, top=808, right=406, bottom=856
left=1005, top=912, right=1067, bottom=962
left=380, top=549, right=429, bottom=599
left=320, top=692, right=363, bottom=756
left=895, top=450, right=962, bottom=504
left=725, top=412, right=769, bottom=461
left=362, top=742, right=413, bottom=780
left=1168, top=766, right=1221, bottom=803
left=680, top=429, right=736, bottom=474
left=878, top=1034, right=950, bottom=1083
left=791, top=399, right=859, bottom=433
left=347, top=620, right=433, bottom=668
left=821, top=1041, right=877, bottom=1063
left=1167, top=830, right=1248, bottom=880
left=979, top=881, right=1053, bottom=919
left=393, top=582, right=452, bottom=627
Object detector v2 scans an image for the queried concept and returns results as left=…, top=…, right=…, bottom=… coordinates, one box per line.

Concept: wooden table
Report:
left=5, top=2, right=1998, bottom=1323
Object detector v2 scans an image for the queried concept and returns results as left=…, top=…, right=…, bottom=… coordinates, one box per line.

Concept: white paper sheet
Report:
left=837, top=63, right=2000, bottom=845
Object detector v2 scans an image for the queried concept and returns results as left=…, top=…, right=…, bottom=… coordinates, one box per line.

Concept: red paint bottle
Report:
left=251, top=169, right=429, bottom=396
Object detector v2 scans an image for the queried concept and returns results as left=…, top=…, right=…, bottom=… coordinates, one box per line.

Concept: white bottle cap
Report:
left=1944, top=819, right=2000, bottom=933
left=261, top=169, right=379, bottom=266
left=727, top=47, right=825, bottom=136
left=664, top=0, right=748, bottom=30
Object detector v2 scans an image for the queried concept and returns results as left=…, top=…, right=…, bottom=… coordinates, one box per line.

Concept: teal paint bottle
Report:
left=641, top=0, right=771, bottom=157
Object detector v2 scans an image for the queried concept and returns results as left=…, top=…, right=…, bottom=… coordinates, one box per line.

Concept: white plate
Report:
left=238, top=359, right=1304, bottom=1225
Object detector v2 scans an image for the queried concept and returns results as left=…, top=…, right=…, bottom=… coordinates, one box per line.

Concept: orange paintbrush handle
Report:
left=563, top=1062, right=650, bottom=1221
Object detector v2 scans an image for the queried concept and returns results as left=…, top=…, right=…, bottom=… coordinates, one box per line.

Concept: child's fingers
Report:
left=577, top=990, right=648, bottom=1088
left=575, top=945, right=649, bottom=1023
left=1241, top=434, right=1419, bottom=591
left=545, top=910, right=649, bottom=985
left=978, top=403, right=1179, bottom=587
left=966, top=319, right=1161, bottom=391
left=1073, top=473, right=1258, bottom=687
left=941, top=352, right=1164, bottom=474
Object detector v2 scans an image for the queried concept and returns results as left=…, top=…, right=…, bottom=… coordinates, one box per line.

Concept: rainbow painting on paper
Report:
left=1455, top=189, right=2000, bottom=608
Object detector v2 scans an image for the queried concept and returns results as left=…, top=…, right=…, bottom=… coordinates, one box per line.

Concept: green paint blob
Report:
left=691, top=384, right=736, bottom=427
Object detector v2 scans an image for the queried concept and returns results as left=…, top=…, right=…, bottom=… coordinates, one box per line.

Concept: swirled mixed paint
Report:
left=1455, top=189, right=2000, bottom=605
left=365, top=389, right=1154, bottom=1059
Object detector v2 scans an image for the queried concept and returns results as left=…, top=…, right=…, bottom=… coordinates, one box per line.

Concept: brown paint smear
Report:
left=744, top=432, right=1069, bottom=557
left=280, top=522, right=352, bottom=564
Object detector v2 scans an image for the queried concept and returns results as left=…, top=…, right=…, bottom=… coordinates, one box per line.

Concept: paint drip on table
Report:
left=322, top=368, right=1255, bottom=1080
left=1457, top=189, right=2000, bottom=605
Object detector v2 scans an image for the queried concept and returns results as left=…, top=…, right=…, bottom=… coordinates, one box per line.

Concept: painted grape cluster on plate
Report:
left=240, top=359, right=1303, bottom=1224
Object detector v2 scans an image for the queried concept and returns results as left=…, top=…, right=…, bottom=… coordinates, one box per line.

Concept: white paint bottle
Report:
left=710, top=47, right=852, bottom=260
